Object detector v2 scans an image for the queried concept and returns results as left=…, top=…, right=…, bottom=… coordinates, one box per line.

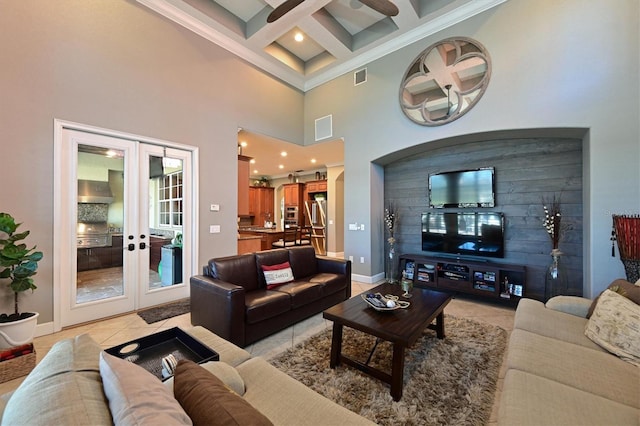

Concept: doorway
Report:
left=54, top=122, right=197, bottom=329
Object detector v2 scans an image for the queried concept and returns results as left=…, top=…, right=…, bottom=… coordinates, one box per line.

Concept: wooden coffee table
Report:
left=323, top=283, right=452, bottom=401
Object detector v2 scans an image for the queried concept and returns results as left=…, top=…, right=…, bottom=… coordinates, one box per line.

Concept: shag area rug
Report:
left=269, top=315, right=506, bottom=426
left=137, top=299, right=190, bottom=324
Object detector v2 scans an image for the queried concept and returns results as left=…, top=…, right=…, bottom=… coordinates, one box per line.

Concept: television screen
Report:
left=421, top=212, right=504, bottom=258
left=429, top=168, right=495, bottom=208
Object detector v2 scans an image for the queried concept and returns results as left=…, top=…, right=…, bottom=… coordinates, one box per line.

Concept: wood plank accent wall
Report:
left=384, top=138, right=583, bottom=301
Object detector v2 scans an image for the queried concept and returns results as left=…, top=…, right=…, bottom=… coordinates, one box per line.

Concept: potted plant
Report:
left=0, top=212, right=42, bottom=348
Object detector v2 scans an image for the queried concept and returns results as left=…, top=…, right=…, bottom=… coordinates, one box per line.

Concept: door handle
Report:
left=128, top=243, right=135, bottom=251
left=139, top=242, right=146, bottom=250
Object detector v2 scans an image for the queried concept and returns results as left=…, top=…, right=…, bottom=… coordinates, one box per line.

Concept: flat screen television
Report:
left=421, top=212, right=505, bottom=258
left=429, top=167, right=495, bottom=208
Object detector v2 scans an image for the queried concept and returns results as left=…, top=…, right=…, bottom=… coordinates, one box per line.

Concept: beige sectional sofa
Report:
left=498, top=296, right=640, bottom=425
left=0, top=326, right=374, bottom=425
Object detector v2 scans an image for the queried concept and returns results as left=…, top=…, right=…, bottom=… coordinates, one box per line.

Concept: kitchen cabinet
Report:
left=77, top=235, right=125, bottom=272
left=283, top=183, right=303, bottom=206
left=110, top=235, right=123, bottom=267
left=77, top=247, right=112, bottom=272
left=249, top=186, right=274, bottom=226
left=305, top=180, right=327, bottom=194
left=238, top=155, right=251, bottom=216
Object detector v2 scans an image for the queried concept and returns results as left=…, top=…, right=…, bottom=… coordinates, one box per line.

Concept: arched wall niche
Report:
left=375, top=128, right=588, bottom=301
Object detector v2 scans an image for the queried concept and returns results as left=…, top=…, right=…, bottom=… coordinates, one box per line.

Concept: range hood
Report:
left=77, top=180, right=114, bottom=204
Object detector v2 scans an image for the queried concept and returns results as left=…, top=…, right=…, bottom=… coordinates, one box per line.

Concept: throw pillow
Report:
left=164, top=360, right=245, bottom=396
left=586, top=279, right=640, bottom=318
left=99, top=352, right=192, bottom=425
left=173, top=360, right=273, bottom=426
left=261, top=261, right=294, bottom=289
left=585, top=289, right=640, bottom=366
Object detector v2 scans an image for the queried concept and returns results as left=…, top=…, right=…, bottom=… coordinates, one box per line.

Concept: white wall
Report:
left=0, top=0, right=304, bottom=321
left=305, top=0, right=640, bottom=296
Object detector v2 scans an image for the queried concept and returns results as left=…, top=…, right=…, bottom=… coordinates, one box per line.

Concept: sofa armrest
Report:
left=545, top=295, right=593, bottom=318
left=317, top=257, right=352, bottom=298
left=190, top=275, right=246, bottom=346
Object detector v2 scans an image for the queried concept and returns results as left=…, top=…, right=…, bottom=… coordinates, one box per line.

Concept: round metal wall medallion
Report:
left=399, top=37, right=491, bottom=126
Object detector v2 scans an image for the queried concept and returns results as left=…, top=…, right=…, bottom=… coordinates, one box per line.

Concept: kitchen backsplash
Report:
left=78, top=203, right=109, bottom=223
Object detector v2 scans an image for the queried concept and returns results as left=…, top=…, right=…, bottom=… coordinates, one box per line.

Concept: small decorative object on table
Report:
left=384, top=203, right=398, bottom=283
left=361, top=293, right=410, bottom=311
left=400, top=271, right=413, bottom=298
left=611, top=214, right=640, bottom=282
left=542, top=195, right=569, bottom=301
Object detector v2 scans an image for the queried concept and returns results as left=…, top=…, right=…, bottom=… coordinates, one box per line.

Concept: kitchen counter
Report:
left=237, top=234, right=262, bottom=254
left=238, top=228, right=285, bottom=251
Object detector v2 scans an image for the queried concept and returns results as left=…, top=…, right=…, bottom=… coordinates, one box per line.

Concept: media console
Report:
left=398, top=253, right=525, bottom=302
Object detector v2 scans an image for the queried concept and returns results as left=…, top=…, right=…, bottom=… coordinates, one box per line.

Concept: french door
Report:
left=56, top=126, right=195, bottom=328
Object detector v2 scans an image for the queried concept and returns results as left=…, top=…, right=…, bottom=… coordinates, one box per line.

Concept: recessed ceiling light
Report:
left=240, top=141, right=248, bottom=147
left=294, top=32, right=304, bottom=42
left=279, top=165, right=284, bottom=169
left=250, top=159, right=255, bottom=164
left=253, top=169, right=258, bottom=174
left=280, top=151, right=287, bottom=157
left=311, top=158, right=316, bottom=163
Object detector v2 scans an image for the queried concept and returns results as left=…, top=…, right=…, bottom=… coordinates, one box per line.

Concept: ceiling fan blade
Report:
left=359, top=0, right=399, bottom=16
left=267, top=0, right=305, bottom=23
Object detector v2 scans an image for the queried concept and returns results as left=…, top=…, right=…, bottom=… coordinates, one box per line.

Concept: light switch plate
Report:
left=210, top=204, right=220, bottom=211
left=209, top=225, right=221, bottom=233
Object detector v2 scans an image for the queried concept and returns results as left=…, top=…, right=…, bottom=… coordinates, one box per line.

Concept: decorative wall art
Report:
left=399, top=37, right=491, bottom=126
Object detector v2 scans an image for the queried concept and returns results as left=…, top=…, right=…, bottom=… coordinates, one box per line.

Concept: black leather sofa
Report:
left=190, top=246, right=351, bottom=347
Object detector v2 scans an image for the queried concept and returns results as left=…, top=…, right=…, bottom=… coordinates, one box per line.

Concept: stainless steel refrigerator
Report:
left=304, top=199, right=326, bottom=255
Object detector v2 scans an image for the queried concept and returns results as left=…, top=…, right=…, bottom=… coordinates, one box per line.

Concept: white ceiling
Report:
left=238, top=129, right=344, bottom=180
left=137, top=0, right=506, bottom=91
left=136, top=0, right=506, bottom=178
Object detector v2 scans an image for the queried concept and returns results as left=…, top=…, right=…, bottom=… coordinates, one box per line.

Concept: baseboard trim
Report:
left=352, top=272, right=384, bottom=284
left=35, top=321, right=55, bottom=338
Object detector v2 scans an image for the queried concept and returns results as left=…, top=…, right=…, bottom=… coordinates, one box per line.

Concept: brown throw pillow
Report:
left=587, top=279, right=640, bottom=318
left=174, top=360, right=273, bottom=426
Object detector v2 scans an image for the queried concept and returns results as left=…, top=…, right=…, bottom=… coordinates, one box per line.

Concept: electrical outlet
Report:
left=360, top=224, right=365, bottom=231
left=209, top=225, right=221, bottom=233
left=348, top=223, right=358, bottom=231
left=360, top=257, right=365, bottom=263
left=210, top=204, right=220, bottom=211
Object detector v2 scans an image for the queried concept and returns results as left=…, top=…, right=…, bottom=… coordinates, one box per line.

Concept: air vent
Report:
left=354, top=68, right=367, bottom=86
left=315, top=115, right=333, bottom=141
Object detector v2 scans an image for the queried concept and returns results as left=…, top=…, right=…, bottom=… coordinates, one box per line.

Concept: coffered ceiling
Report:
left=137, top=0, right=506, bottom=91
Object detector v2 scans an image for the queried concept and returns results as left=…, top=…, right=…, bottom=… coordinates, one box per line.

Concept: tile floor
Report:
left=0, top=281, right=515, bottom=424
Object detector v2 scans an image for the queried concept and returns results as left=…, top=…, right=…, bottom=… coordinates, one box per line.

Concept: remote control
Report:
left=365, top=293, right=387, bottom=308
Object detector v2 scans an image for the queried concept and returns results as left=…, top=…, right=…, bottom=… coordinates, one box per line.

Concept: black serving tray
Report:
left=105, top=327, right=219, bottom=380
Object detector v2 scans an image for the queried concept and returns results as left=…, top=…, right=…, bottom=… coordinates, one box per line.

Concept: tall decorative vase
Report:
left=544, top=249, right=568, bottom=301
left=385, top=239, right=398, bottom=284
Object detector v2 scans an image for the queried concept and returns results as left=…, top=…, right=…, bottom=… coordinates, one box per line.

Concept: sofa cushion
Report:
left=0, top=334, right=112, bottom=426
left=245, top=290, right=291, bottom=324
left=99, top=352, right=192, bottom=425
left=174, top=360, right=273, bottom=426
left=272, top=281, right=324, bottom=309
left=288, top=246, right=318, bottom=278
left=164, top=360, right=246, bottom=396
left=256, top=249, right=290, bottom=288
left=513, top=298, right=605, bottom=351
left=506, top=329, right=640, bottom=408
left=210, top=253, right=260, bottom=291
left=236, top=357, right=376, bottom=426
left=261, top=261, right=294, bottom=289
left=308, top=272, right=347, bottom=296
left=545, top=295, right=592, bottom=317
left=585, top=289, right=640, bottom=366
left=498, top=370, right=639, bottom=426
left=586, top=278, right=640, bottom=318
